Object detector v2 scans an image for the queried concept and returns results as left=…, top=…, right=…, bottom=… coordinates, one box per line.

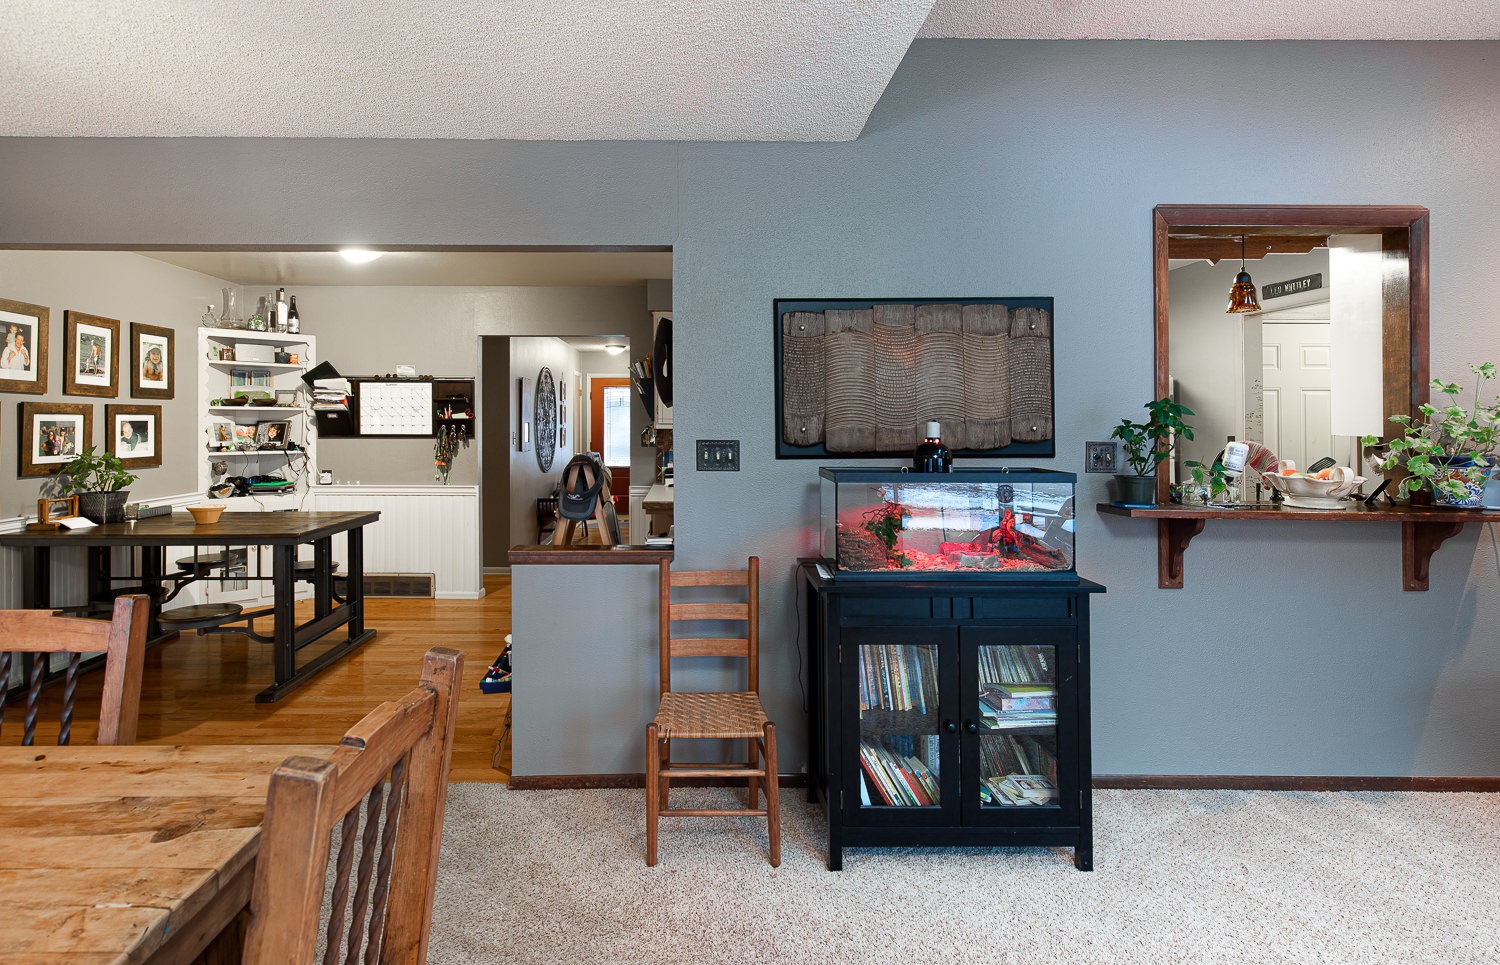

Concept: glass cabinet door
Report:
left=975, top=641, right=1061, bottom=810
left=854, top=641, right=943, bottom=811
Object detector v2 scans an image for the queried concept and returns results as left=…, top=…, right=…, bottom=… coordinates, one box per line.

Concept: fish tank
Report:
left=819, top=467, right=1076, bottom=580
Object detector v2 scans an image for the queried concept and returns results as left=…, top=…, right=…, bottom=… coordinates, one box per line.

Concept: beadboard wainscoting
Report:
left=310, top=485, right=484, bottom=599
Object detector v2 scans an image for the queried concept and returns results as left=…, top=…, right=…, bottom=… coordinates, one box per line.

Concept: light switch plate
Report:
left=697, top=439, right=740, bottom=471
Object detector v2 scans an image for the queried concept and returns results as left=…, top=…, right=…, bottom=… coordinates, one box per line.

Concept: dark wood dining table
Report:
left=0, top=510, right=379, bottom=702
left=0, top=743, right=326, bottom=963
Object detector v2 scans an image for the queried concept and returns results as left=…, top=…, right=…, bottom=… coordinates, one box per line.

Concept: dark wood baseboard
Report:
left=1094, top=774, right=1500, bottom=792
left=509, top=773, right=810, bottom=791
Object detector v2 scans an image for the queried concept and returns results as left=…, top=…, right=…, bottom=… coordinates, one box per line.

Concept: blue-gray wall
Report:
left=4, top=40, right=1499, bottom=776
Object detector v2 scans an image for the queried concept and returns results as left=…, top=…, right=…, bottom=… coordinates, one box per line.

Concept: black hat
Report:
left=652, top=315, right=673, bottom=408
left=559, top=454, right=606, bottom=520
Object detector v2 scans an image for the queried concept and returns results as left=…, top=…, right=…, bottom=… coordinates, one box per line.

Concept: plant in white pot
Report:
left=1362, top=362, right=1499, bottom=507
left=1109, top=398, right=1196, bottom=506
left=59, top=447, right=138, bottom=523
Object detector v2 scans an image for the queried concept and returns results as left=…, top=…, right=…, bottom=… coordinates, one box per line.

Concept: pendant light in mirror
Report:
left=1226, top=235, right=1261, bottom=314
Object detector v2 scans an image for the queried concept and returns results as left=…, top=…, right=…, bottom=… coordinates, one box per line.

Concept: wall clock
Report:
left=535, top=366, right=558, bottom=471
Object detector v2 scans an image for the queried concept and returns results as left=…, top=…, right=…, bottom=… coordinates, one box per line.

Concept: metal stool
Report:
left=156, top=603, right=244, bottom=631
left=175, top=551, right=233, bottom=577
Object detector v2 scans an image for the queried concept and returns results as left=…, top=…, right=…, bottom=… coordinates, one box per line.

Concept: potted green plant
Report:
left=1110, top=397, right=1196, bottom=505
left=59, top=447, right=138, bottom=523
left=1362, top=362, right=1500, bottom=507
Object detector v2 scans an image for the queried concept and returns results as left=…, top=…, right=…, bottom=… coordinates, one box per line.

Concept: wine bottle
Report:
left=286, top=295, right=301, bottom=334
left=913, top=421, right=953, bottom=473
left=275, top=287, right=287, bottom=332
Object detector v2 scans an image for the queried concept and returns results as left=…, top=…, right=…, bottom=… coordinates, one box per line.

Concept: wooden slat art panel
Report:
left=780, top=301, right=1053, bottom=453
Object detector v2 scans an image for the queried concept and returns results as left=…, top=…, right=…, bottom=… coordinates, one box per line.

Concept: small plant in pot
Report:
left=59, top=447, right=138, bottom=523
left=1110, top=398, right=1196, bottom=506
left=1362, top=362, right=1500, bottom=507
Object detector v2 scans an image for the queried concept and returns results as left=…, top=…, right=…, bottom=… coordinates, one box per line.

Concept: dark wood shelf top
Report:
left=0, top=510, right=380, bottom=546
left=507, top=544, right=673, bottom=565
left=1096, top=501, right=1498, bottom=523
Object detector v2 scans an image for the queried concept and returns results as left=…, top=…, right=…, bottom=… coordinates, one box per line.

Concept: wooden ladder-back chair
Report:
left=0, top=594, right=149, bottom=746
left=646, top=556, right=780, bottom=867
left=243, top=647, right=464, bottom=964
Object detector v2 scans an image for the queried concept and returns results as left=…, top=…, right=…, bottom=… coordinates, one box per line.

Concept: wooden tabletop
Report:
left=0, top=743, right=325, bottom=963
left=1095, top=501, right=1499, bottom=523
left=0, top=509, right=380, bottom=547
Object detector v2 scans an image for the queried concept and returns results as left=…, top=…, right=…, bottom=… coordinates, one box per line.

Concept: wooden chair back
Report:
left=658, top=557, right=759, bottom=697
left=0, top=595, right=149, bottom=746
left=243, top=647, right=463, bottom=965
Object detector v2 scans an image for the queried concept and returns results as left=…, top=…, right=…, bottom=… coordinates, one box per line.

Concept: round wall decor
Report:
left=535, top=367, right=558, bottom=471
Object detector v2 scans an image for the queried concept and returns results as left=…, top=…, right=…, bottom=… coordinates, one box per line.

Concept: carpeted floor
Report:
left=429, top=786, right=1500, bottom=963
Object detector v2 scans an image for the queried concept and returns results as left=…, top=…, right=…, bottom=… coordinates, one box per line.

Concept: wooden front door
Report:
left=589, top=377, right=631, bottom=495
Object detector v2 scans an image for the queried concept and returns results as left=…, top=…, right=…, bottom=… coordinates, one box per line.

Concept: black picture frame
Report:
left=772, top=297, right=1056, bottom=460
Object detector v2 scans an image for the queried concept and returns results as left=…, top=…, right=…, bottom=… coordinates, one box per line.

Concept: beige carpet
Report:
left=429, top=786, right=1500, bottom=963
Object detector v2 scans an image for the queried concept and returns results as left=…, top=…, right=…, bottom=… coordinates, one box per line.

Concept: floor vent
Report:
left=357, top=573, right=435, bottom=598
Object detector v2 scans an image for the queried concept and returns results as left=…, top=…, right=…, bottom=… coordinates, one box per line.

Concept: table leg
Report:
left=313, top=537, right=332, bottom=618
left=347, top=525, right=366, bottom=638
left=270, top=544, right=297, bottom=690
left=22, top=546, right=50, bottom=609
left=140, top=545, right=166, bottom=640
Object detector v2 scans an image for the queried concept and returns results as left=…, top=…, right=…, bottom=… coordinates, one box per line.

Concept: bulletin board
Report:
left=357, top=380, right=435, bottom=436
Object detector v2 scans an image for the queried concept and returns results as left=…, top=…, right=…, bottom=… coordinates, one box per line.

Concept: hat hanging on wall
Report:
left=1226, top=235, right=1261, bottom=314
left=652, top=315, right=673, bottom=408
left=558, top=454, right=606, bottom=520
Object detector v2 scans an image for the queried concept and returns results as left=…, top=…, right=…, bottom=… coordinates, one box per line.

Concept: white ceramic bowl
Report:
left=1265, top=467, right=1365, bottom=501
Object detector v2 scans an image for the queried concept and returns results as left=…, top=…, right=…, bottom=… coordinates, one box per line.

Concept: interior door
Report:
left=588, top=377, right=631, bottom=495
left=1262, top=320, right=1347, bottom=469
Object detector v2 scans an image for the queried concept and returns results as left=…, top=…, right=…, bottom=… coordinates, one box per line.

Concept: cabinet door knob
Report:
left=943, top=719, right=957, bottom=734
left=964, top=720, right=978, bottom=734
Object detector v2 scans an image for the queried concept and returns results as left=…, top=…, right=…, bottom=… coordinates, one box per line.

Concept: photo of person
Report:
left=141, top=343, right=165, bottom=383
left=117, top=418, right=152, bottom=455
left=2, top=325, right=32, bottom=372
left=234, top=423, right=258, bottom=448
left=255, top=421, right=290, bottom=449
left=0, top=300, right=47, bottom=394
left=65, top=312, right=118, bottom=395
left=80, top=334, right=106, bottom=375
left=36, top=420, right=79, bottom=460
left=210, top=420, right=234, bottom=449
left=130, top=323, right=174, bottom=400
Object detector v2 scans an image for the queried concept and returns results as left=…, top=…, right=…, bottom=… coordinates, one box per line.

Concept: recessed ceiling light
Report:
left=339, top=248, right=383, bottom=264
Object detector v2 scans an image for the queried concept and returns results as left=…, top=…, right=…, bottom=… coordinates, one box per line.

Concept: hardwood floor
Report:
left=2, top=574, right=514, bottom=783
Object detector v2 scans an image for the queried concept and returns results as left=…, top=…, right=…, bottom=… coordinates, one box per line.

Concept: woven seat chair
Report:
left=243, top=647, right=463, bottom=963
left=0, top=595, right=149, bottom=746
left=646, top=556, right=780, bottom=867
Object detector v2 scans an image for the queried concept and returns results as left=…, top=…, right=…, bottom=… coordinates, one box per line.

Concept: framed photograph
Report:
left=234, top=423, right=258, bottom=449
left=19, top=401, right=92, bottom=477
left=219, top=346, right=236, bottom=362
left=106, top=404, right=162, bottom=469
left=208, top=417, right=235, bottom=450
left=1085, top=441, right=1118, bottom=473
left=255, top=420, right=291, bottom=449
left=63, top=310, right=120, bottom=397
left=518, top=377, right=534, bottom=452
left=130, top=322, right=174, bottom=400
left=0, top=296, right=49, bottom=395
left=37, top=495, right=78, bottom=523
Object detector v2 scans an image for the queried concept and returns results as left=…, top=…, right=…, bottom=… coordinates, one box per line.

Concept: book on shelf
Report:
left=995, top=682, right=1055, bottom=699
left=860, top=644, right=939, bottom=714
left=1000, top=775, right=1057, bottom=803
left=859, top=738, right=939, bottom=807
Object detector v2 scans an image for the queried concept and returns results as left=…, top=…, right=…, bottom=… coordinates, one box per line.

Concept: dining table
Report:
left=0, top=742, right=326, bottom=964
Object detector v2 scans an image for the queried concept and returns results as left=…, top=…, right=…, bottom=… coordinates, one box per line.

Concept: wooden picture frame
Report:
left=36, top=495, right=78, bottom=523
left=0, top=296, right=49, bottom=395
left=19, top=401, right=92, bottom=477
left=106, top=403, right=163, bottom=469
left=130, top=322, right=175, bottom=400
left=63, top=310, right=120, bottom=398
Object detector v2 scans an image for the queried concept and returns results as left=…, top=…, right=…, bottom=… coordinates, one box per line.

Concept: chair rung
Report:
left=662, top=808, right=770, bottom=818
left=662, top=767, right=766, bottom=778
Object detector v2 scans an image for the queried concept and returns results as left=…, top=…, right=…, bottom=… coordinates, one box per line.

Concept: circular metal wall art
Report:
left=535, top=367, right=558, bottom=471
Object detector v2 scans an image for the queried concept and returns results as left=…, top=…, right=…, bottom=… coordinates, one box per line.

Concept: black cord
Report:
left=795, top=567, right=808, bottom=715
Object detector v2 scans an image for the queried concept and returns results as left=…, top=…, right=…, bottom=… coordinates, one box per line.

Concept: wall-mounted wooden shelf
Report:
left=1096, top=501, right=1494, bottom=591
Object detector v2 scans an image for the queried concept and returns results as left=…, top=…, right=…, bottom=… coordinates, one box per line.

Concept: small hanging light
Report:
left=1226, top=234, right=1261, bottom=314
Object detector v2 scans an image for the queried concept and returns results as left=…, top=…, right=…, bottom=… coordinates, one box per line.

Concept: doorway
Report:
left=589, top=377, right=632, bottom=495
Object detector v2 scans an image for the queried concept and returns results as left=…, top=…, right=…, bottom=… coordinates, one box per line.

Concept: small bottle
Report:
left=286, top=295, right=300, bottom=334
left=275, top=287, right=288, bottom=332
left=913, top=421, right=952, bottom=473
left=200, top=304, right=216, bottom=328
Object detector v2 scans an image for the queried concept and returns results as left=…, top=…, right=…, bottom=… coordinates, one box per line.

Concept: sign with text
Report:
left=1262, top=272, right=1323, bottom=301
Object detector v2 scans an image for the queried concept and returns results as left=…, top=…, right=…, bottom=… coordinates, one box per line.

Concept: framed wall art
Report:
left=0, top=296, right=49, bottom=395
left=19, top=401, right=92, bottom=477
left=518, top=376, right=534, bottom=452
left=535, top=366, right=557, bottom=471
left=63, top=310, right=120, bottom=397
left=130, top=322, right=174, bottom=400
left=106, top=404, right=162, bottom=469
left=773, top=297, right=1056, bottom=459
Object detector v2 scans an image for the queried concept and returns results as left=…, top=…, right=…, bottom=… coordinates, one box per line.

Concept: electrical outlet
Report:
left=697, top=439, right=740, bottom=471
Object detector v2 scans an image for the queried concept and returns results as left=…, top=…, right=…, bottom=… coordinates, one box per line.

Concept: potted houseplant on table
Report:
left=1363, top=362, right=1499, bottom=508
left=59, top=447, right=138, bottom=523
left=1110, top=397, right=1196, bottom=506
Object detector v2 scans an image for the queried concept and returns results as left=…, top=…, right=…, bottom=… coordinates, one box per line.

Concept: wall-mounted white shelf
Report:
left=200, top=327, right=312, bottom=347
left=208, top=405, right=304, bottom=414
left=208, top=361, right=305, bottom=373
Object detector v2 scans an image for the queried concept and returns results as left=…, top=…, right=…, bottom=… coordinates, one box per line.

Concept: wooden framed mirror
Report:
left=1153, top=204, right=1429, bottom=501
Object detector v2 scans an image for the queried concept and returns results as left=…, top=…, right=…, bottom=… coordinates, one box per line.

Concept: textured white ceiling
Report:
left=2, top=1, right=1494, bottom=142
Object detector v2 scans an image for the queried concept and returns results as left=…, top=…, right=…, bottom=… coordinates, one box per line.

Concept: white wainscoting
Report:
left=310, top=485, right=484, bottom=599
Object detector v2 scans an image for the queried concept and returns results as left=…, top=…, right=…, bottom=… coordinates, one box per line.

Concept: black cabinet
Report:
left=800, top=563, right=1104, bottom=871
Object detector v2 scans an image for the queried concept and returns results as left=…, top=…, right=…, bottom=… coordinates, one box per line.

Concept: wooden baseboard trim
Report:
left=509, top=773, right=809, bottom=791
left=1094, top=774, right=1500, bottom=792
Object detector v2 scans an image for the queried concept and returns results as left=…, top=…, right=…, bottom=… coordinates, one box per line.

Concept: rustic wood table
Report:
left=0, top=510, right=380, bottom=701
left=0, top=743, right=325, bottom=963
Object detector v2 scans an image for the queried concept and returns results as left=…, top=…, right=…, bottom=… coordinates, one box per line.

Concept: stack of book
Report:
left=858, top=738, right=940, bottom=807
left=979, top=774, right=1058, bottom=806
left=980, top=731, right=1058, bottom=787
left=978, top=682, right=1056, bottom=729
left=859, top=644, right=940, bottom=714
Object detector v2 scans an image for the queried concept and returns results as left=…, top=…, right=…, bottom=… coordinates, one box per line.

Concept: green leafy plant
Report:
left=1183, top=458, right=1233, bottom=504
left=59, top=447, right=137, bottom=494
left=1111, top=398, right=1196, bottom=476
left=1362, top=363, right=1500, bottom=500
left=861, top=501, right=912, bottom=568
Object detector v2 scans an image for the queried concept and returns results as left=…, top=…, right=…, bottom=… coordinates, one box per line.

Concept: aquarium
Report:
left=819, top=467, right=1076, bottom=579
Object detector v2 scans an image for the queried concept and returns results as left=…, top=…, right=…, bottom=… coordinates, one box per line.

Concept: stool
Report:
left=175, top=551, right=233, bottom=577
left=157, top=603, right=243, bottom=631
left=294, top=559, right=340, bottom=581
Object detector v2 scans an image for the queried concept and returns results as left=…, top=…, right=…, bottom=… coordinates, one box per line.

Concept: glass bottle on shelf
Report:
left=286, top=295, right=300, bottom=334
left=275, top=287, right=287, bottom=332
left=913, top=421, right=953, bottom=473
left=200, top=304, right=217, bottom=328
left=219, top=288, right=242, bottom=329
